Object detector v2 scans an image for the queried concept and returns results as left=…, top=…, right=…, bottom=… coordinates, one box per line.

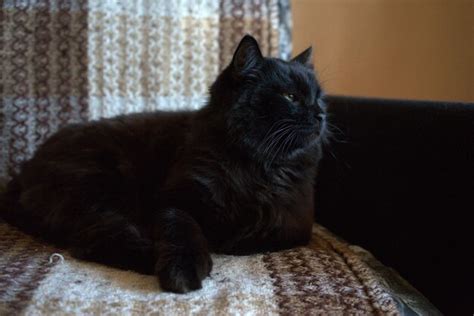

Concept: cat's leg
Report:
left=69, top=211, right=155, bottom=274
left=154, top=208, right=212, bottom=293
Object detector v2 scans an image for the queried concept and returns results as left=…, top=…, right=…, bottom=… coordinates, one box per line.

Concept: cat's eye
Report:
left=282, top=93, right=296, bottom=102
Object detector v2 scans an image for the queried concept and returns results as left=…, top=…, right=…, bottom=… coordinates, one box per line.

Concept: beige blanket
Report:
left=1, top=221, right=439, bottom=315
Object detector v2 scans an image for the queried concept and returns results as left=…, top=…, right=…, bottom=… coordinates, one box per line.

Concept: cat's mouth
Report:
left=300, top=118, right=326, bottom=140
left=295, top=118, right=327, bottom=148
left=274, top=123, right=325, bottom=157
left=256, top=117, right=326, bottom=163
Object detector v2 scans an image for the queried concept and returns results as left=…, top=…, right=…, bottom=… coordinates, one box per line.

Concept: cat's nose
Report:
left=309, top=106, right=324, bottom=124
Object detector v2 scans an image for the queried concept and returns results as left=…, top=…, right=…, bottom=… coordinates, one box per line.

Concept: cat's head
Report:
left=209, top=35, right=327, bottom=164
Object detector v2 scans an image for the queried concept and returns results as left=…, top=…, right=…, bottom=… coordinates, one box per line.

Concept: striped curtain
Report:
left=0, top=0, right=292, bottom=180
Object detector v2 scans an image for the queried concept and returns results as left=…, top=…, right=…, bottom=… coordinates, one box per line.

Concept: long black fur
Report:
left=1, top=35, right=327, bottom=293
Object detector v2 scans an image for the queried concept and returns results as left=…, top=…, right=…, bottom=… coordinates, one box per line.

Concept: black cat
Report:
left=1, top=35, right=327, bottom=293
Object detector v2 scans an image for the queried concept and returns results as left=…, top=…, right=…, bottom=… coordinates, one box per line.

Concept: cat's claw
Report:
left=155, top=250, right=213, bottom=293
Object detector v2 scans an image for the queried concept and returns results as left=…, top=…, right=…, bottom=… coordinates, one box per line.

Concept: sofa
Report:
left=317, top=95, right=474, bottom=315
left=1, top=95, right=471, bottom=315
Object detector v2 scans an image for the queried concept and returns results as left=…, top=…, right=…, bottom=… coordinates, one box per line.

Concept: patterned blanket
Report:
left=1, top=0, right=291, bottom=179
left=0, top=220, right=440, bottom=315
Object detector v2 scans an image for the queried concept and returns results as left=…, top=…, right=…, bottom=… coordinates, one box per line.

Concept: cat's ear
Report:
left=232, top=35, right=263, bottom=74
left=291, top=47, right=313, bottom=67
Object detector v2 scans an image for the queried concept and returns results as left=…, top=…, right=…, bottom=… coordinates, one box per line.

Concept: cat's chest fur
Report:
left=181, top=151, right=317, bottom=251
left=195, top=160, right=312, bottom=210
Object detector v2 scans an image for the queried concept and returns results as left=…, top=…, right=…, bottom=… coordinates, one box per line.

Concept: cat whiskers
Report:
left=324, top=119, right=347, bottom=144
left=259, top=119, right=295, bottom=144
left=257, top=119, right=295, bottom=155
left=261, top=125, right=294, bottom=158
left=267, top=128, right=300, bottom=167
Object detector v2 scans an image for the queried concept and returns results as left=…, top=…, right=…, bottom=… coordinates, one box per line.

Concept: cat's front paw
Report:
left=155, top=247, right=212, bottom=293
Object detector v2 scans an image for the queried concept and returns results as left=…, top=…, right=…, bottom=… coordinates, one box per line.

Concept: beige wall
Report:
left=292, top=0, right=474, bottom=102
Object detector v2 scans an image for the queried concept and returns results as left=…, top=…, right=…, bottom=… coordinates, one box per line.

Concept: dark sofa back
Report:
left=315, top=96, right=474, bottom=315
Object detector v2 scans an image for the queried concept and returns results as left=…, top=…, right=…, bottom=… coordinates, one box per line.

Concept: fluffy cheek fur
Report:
left=227, top=90, right=280, bottom=147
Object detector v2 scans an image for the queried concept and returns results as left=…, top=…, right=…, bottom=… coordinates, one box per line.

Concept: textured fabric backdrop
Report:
left=0, top=0, right=292, bottom=180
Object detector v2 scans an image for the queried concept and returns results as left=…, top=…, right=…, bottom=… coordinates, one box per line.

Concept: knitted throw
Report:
left=0, top=0, right=292, bottom=179
left=0, top=220, right=410, bottom=315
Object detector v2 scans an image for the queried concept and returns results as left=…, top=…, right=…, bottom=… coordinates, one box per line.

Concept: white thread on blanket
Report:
left=49, top=253, right=65, bottom=264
